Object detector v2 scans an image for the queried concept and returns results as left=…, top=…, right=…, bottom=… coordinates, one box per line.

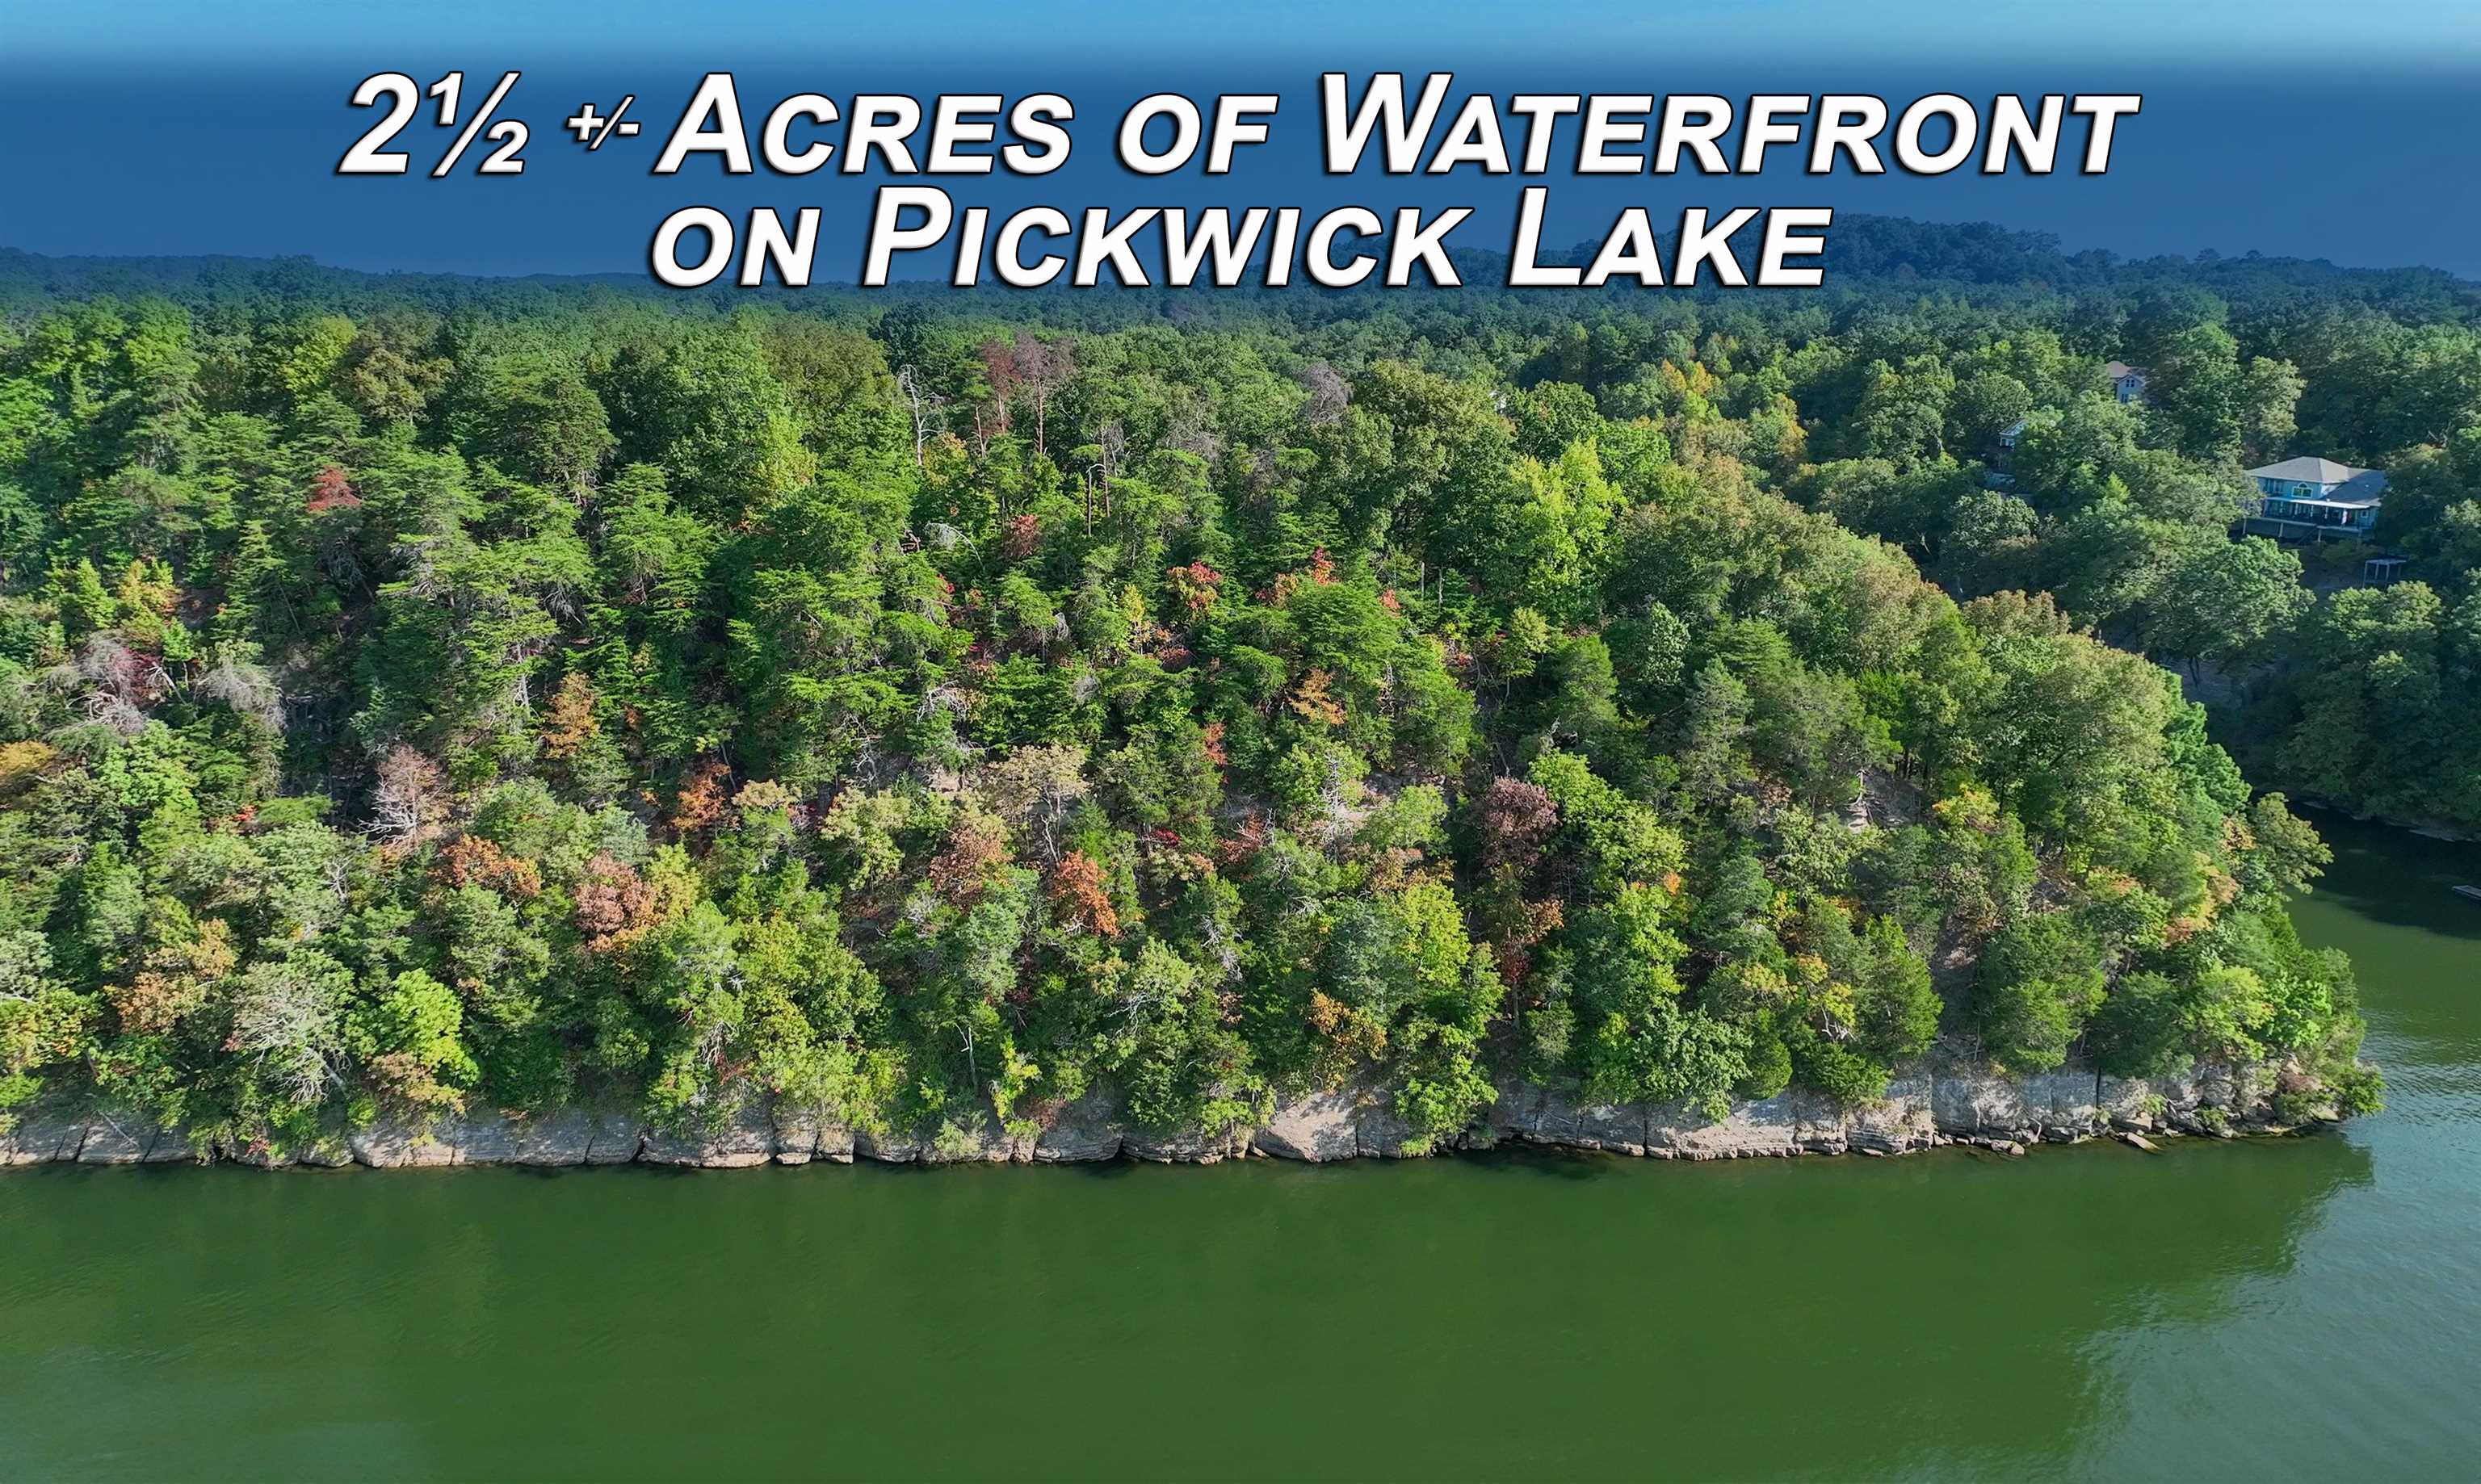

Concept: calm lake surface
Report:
left=3, top=817, right=2475, bottom=1482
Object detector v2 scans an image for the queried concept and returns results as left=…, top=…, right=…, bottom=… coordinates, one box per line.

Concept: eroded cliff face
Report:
left=0, top=1058, right=2311, bottom=1169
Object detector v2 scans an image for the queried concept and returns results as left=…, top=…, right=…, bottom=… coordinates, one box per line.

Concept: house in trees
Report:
left=2105, top=361, right=2147, bottom=404
left=1983, top=418, right=2029, bottom=486
left=2241, top=456, right=2387, bottom=542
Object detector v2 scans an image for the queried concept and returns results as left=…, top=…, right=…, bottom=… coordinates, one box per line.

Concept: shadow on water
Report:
left=1451, top=1142, right=1614, bottom=1180
left=1060, top=1153, right=1141, bottom=1180
left=2302, top=816, right=2481, bottom=938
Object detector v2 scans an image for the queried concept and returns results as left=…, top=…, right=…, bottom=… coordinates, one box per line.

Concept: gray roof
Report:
left=2248, top=455, right=2382, bottom=487
left=2105, top=361, right=2144, bottom=380
left=2247, top=456, right=2389, bottom=509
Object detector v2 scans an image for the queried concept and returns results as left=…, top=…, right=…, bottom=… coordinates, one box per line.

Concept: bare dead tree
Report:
left=1098, top=419, right=1128, bottom=481
left=1165, top=403, right=1222, bottom=462
left=1014, top=331, right=1077, bottom=459
left=977, top=338, right=1019, bottom=435
left=896, top=365, right=947, bottom=469
left=370, top=744, right=444, bottom=845
left=229, top=960, right=346, bottom=1108
left=1298, top=360, right=1350, bottom=427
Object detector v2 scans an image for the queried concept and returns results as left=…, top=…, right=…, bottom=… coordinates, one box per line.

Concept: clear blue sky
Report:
left=6, top=1, right=2478, bottom=278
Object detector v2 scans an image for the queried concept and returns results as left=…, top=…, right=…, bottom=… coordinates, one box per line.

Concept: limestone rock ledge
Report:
left=0, top=1108, right=195, bottom=1165
left=640, top=1100, right=774, bottom=1168
left=0, top=1057, right=2307, bottom=1171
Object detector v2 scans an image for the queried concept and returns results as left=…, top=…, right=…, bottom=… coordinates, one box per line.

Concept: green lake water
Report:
left=2, top=816, right=2475, bottom=1481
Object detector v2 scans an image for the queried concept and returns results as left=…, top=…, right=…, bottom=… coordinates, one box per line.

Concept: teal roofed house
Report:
left=2242, top=456, right=2387, bottom=542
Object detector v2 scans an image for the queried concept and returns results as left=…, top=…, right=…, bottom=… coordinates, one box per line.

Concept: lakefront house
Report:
left=2105, top=361, right=2147, bottom=404
left=2241, top=456, right=2387, bottom=542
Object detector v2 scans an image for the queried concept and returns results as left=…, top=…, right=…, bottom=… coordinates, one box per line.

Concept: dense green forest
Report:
left=0, top=217, right=2432, bottom=1155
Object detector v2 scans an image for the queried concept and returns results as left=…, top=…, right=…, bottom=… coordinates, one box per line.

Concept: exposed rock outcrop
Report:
left=73, top=1109, right=194, bottom=1164
left=639, top=1100, right=775, bottom=1168
left=348, top=1122, right=460, bottom=1168
left=1, top=1110, right=90, bottom=1165
left=342, top=1107, right=645, bottom=1167
left=1121, top=1124, right=1249, bottom=1163
left=0, top=1054, right=2317, bottom=1172
left=1251, top=1088, right=1366, bottom=1161
left=1494, top=1082, right=1647, bottom=1155
left=770, top=1105, right=854, bottom=1165
left=846, top=1123, right=915, bottom=1163
left=1031, top=1094, right=1125, bottom=1162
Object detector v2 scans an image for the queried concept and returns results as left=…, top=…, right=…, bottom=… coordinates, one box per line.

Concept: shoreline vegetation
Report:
left=2, top=1054, right=2306, bottom=1168
left=0, top=219, right=2420, bottom=1172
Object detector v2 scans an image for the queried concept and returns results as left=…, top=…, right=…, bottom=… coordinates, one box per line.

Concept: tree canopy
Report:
left=0, top=233, right=2399, bottom=1153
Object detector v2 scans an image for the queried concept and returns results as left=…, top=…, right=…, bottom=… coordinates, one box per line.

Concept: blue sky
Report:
left=6, top=2, right=2479, bottom=279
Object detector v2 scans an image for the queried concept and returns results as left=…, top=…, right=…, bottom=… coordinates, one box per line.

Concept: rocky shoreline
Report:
left=1, top=1056, right=2318, bottom=1169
